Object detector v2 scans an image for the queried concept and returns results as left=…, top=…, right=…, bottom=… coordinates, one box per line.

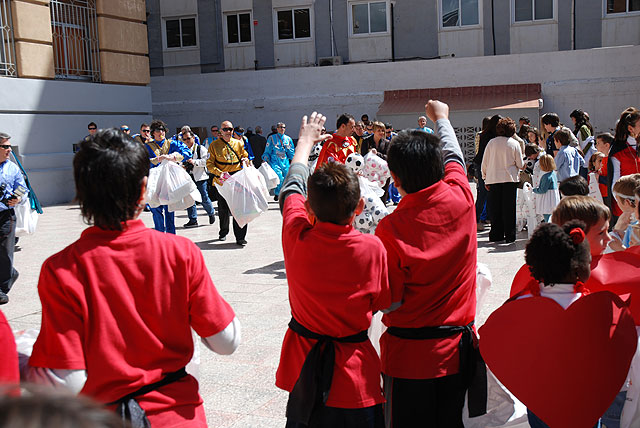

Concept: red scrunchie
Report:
left=569, top=227, right=585, bottom=244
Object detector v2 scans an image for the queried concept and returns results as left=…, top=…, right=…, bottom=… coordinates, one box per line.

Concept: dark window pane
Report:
left=181, top=18, right=196, bottom=46
left=461, top=0, right=479, bottom=25
left=166, top=19, right=180, bottom=48
left=352, top=4, right=369, bottom=34
left=227, top=15, right=239, bottom=43
left=442, top=0, right=459, bottom=27
left=630, top=0, right=640, bottom=11
left=515, top=0, right=533, bottom=21
left=607, top=0, right=627, bottom=13
left=535, top=0, right=553, bottom=19
left=239, top=13, right=251, bottom=42
left=278, top=10, right=293, bottom=39
left=370, top=2, right=387, bottom=32
left=294, top=9, right=310, bottom=38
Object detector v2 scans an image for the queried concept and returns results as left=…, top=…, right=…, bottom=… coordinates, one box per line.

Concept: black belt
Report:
left=107, top=368, right=188, bottom=428
left=215, top=160, right=240, bottom=166
left=387, top=321, right=487, bottom=418
left=286, top=317, right=369, bottom=425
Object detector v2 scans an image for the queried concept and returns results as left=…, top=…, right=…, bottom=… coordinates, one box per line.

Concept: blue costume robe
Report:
left=262, top=133, right=295, bottom=196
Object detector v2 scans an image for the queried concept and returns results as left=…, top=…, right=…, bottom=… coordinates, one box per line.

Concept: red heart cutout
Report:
left=479, top=291, right=637, bottom=428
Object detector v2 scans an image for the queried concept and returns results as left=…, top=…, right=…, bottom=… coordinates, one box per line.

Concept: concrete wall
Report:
left=0, top=77, right=152, bottom=205
left=150, top=45, right=640, bottom=142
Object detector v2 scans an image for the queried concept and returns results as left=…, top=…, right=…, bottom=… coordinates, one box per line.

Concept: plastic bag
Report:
left=156, top=161, right=197, bottom=206
left=362, top=153, right=390, bottom=188
left=516, top=183, right=537, bottom=238
left=15, top=199, right=38, bottom=236
left=258, top=162, right=280, bottom=190
left=144, top=166, right=162, bottom=208
left=167, top=186, right=202, bottom=212
left=215, top=166, right=269, bottom=227
left=353, top=176, right=389, bottom=234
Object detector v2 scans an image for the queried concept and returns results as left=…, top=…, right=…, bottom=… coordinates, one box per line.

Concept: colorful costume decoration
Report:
left=262, top=133, right=294, bottom=196
left=315, top=134, right=357, bottom=168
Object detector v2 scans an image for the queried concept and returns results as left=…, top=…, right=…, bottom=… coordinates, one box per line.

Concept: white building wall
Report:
left=348, top=35, right=392, bottom=62
left=0, top=77, right=152, bottom=205
left=601, top=14, right=640, bottom=47
left=159, top=0, right=200, bottom=70
left=150, top=45, right=640, bottom=146
left=510, top=22, right=558, bottom=54
left=438, top=27, right=484, bottom=58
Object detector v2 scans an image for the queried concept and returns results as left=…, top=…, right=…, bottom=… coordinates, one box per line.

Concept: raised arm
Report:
left=425, top=100, right=465, bottom=168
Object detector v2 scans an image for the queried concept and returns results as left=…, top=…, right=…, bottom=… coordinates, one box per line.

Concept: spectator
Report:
left=120, top=125, right=130, bottom=135
left=417, top=115, right=434, bottom=134
left=475, top=115, right=501, bottom=230
left=181, top=130, right=216, bottom=228
left=481, top=117, right=524, bottom=243
left=203, top=125, right=220, bottom=149
left=559, top=175, right=589, bottom=197
left=132, top=123, right=151, bottom=145
left=385, top=123, right=397, bottom=140
left=553, top=128, right=584, bottom=182
left=262, top=122, right=295, bottom=202
left=248, top=126, right=267, bottom=168
left=607, top=107, right=640, bottom=220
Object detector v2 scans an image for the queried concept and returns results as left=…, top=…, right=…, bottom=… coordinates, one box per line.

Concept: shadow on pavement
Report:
left=195, top=239, right=246, bottom=251
left=243, top=260, right=287, bottom=280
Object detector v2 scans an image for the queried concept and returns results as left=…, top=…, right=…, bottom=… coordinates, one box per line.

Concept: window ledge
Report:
left=349, top=31, right=391, bottom=38
left=275, top=38, right=313, bottom=45
left=163, top=47, right=200, bottom=52
left=439, top=24, right=482, bottom=32
left=603, top=11, right=640, bottom=19
left=511, top=19, right=557, bottom=26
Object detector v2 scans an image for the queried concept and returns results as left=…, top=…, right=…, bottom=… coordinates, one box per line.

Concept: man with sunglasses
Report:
left=207, top=121, right=251, bottom=246
left=204, top=125, right=220, bottom=149
left=0, top=132, right=27, bottom=305
left=132, top=123, right=152, bottom=145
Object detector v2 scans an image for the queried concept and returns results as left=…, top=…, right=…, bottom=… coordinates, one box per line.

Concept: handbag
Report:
left=15, top=199, right=38, bottom=236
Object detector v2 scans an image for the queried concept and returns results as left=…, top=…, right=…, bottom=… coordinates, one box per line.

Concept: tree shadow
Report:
left=243, top=260, right=287, bottom=280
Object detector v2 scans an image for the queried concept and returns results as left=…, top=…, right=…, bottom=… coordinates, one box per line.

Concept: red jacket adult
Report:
left=375, top=119, right=477, bottom=379
left=608, top=139, right=640, bottom=216
left=315, top=134, right=357, bottom=168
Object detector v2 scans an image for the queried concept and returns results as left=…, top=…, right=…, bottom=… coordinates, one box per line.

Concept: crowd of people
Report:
left=0, top=101, right=639, bottom=428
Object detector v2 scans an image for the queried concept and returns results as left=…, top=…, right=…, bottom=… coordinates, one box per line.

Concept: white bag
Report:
left=215, top=166, right=269, bottom=227
left=167, top=186, right=202, bottom=212
left=362, top=152, right=391, bottom=188
left=15, top=199, right=38, bottom=236
left=258, top=162, right=280, bottom=190
left=144, top=166, right=162, bottom=208
left=353, top=176, right=389, bottom=234
left=157, top=161, right=197, bottom=206
left=588, top=172, right=604, bottom=203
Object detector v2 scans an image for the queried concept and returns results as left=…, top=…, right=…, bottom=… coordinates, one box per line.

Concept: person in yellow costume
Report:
left=207, top=120, right=250, bottom=246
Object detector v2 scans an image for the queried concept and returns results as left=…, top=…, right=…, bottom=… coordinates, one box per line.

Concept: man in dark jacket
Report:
left=248, top=126, right=267, bottom=168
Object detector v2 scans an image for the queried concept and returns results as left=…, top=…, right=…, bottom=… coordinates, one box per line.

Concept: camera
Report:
left=183, top=161, right=194, bottom=174
left=0, top=183, right=27, bottom=205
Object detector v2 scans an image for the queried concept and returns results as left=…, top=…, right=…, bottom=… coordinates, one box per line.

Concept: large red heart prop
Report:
left=479, top=292, right=637, bottom=428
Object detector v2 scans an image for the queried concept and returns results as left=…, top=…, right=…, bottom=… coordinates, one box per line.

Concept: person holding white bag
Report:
left=143, top=120, right=192, bottom=234
left=181, top=131, right=216, bottom=228
left=207, top=121, right=251, bottom=246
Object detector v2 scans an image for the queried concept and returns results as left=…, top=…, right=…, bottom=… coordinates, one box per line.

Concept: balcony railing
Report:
left=0, top=0, right=16, bottom=77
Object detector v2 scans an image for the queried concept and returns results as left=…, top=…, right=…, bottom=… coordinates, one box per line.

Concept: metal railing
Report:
left=50, top=0, right=100, bottom=82
left=0, top=0, right=16, bottom=77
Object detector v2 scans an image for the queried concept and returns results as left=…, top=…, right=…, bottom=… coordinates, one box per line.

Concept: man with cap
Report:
left=0, top=132, right=27, bottom=304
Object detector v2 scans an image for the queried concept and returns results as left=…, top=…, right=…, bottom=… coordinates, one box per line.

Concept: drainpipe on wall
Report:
left=491, top=0, right=496, bottom=55
left=391, top=2, right=395, bottom=62
left=330, top=0, right=335, bottom=57
left=572, top=0, right=576, bottom=50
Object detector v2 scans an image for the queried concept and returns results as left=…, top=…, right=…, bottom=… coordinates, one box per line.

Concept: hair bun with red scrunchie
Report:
left=569, top=227, right=585, bottom=244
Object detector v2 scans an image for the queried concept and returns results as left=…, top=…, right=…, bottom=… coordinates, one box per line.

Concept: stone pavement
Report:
left=4, top=184, right=528, bottom=427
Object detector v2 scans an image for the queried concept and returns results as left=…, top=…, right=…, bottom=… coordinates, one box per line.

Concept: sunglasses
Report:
left=141, top=129, right=150, bottom=133
left=221, top=127, right=233, bottom=132
left=88, top=127, right=97, bottom=130
left=0, top=145, right=11, bottom=150
left=212, top=129, right=219, bottom=133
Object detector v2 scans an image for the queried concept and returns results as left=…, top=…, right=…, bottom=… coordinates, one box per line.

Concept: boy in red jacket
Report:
left=375, top=100, right=479, bottom=427
left=276, top=112, right=390, bottom=427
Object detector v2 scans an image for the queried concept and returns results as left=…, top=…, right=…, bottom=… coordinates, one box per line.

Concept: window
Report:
left=441, top=0, right=479, bottom=27
left=606, top=0, right=640, bottom=14
left=226, top=12, right=252, bottom=44
left=514, top=0, right=553, bottom=22
left=165, top=17, right=197, bottom=48
left=50, top=0, right=100, bottom=82
left=276, top=8, right=311, bottom=40
left=351, top=1, right=388, bottom=35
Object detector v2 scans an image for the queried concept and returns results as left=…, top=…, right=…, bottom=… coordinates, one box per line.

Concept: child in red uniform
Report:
left=374, top=100, right=478, bottom=427
left=315, top=113, right=358, bottom=168
left=276, top=112, right=390, bottom=428
left=27, top=130, right=240, bottom=427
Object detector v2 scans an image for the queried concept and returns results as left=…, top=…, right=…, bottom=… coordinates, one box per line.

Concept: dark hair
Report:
left=139, top=123, right=149, bottom=130
left=150, top=119, right=168, bottom=133
left=519, top=116, right=530, bottom=123
left=614, top=107, right=640, bottom=145
left=559, top=175, right=589, bottom=197
left=596, top=132, right=614, bottom=145
left=387, top=130, right=444, bottom=194
left=526, top=220, right=591, bottom=285
left=496, top=117, right=516, bottom=137
left=307, top=162, right=360, bottom=224
left=553, top=128, right=572, bottom=146
left=482, top=115, right=502, bottom=138
left=0, top=387, right=124, bottom=428
left=524, top=143, right=541, bottom=157
left=74, top=129, right=149, bottom=231
left=526, top=127, right=541, bottom=144
left=551, top=195, right=611, bottom=232
left=385, top=123, right=393, bottom=130
left=481, top=116, right=492, bottom=132
left=361, top=114, right=369, bottom=120
left=336, top=114, right=355, bottom=130
left=541, top=113, right=560, bottom=128
left=570, top=109, right=594, bottom=136
left=88, top=122, right=97, bottom=128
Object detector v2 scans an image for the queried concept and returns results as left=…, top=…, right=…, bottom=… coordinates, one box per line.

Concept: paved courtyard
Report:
left=4, top=183, right=528, bottom=427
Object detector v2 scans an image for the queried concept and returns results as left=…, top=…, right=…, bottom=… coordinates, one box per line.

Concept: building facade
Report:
left=147, top=0, right=640, bottom=75
left=0, top=0, right=153, bottom=205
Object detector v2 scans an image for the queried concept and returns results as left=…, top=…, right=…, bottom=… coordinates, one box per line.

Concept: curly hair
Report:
left=495, top=117, right=516, bottom=138
left=525, top=220, right=591, bottom=285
